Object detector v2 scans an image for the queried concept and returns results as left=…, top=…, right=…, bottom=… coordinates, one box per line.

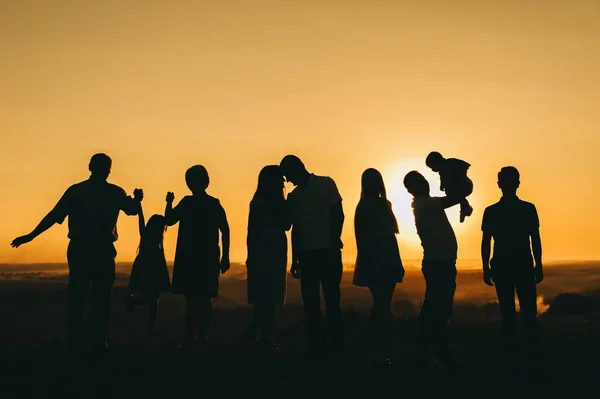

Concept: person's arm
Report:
left=218, top=202, right=231, bottom=273
left=164, top=192, right=179, bottom=226
left=325, top=177, right=344, bottom=249
left=11, top=187, right=73, bottom=248
left=290, top=223, right=301, bottom=279
left=531, top=229, right=543, bottom=282
left=481, top=208, right=494, bottom=286
left=354, top=203, right=367, bottom=255
left=137, top=202, right=145, bottom=237
left=246, top=203, right=257, bottom=266
left=530, top=205, right=543, bottom=283
left=330, top=201, right=345, bottom=249
left=120, top=188, right=143, bottom=216
left=440, top=195, right=463, bottom=210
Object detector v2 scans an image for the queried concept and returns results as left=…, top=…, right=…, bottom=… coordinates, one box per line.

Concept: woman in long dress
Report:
left=353, top=168, right=405, bottom=363
left=245, top=165, right=291, bottom=351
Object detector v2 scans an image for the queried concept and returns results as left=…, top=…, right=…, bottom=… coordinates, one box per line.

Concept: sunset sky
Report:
left=1, top=0, right=599, bottom=265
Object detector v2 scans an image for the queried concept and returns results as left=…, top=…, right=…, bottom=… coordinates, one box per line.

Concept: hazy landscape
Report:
left=1, top=261, right=600, bottom=397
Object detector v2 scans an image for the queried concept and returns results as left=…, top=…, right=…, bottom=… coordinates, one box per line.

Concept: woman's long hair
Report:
left=139, top=214, right=167, bottom=254
left=252, top=165, right=286, bottom=205
left=359, top=168, right=399, bottom=234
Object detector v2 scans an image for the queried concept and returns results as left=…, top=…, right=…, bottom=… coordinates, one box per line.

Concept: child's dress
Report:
left=129, top=246, right=172, bottom=296
left=353, top=199, right=404, bottom=288
left=246, top=197, right=289, bottom=305
left=170, top=194, right=227, bottom=298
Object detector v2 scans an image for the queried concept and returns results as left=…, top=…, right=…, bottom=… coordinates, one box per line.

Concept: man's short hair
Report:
left=280, top=155, right=304, bottom=172
left=404, top=170, right=428, bottom=193
left=498, top=166, right=520, bottom=189
left=89, top=153, right=112, bottom=173
left=185, top=165, right=210, bottom=192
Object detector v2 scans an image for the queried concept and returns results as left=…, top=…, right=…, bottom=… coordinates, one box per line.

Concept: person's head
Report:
left=425, top=151, right=445, bottom=172
left=361, top=168, right=388, bottom=200
left=403, top=171, right=430, bottom=197
left=279, top=155, right=309, bottom=186
left=140, top=214, right=167, bottom=251
left=498, top=166, right=520, bottom=196
left=88, top=153, right=112, bottom=181
left=185, top=165, right=210, bottom=194
left=360, top=168, right=399, bottom=233
left=254, top=165, right=285, bottom=201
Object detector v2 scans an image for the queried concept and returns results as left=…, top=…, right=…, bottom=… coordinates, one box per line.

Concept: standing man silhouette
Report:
left=11, top=153, right=143, bottom=353
left=280, top=155, right=345, bottom=357
left=481, top=166, right=543, bottom=370
left=403, top=170, right=465, bottom=370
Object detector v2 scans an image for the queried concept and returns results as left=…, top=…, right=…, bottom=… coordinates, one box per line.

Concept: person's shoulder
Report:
left=205, top=194, right=223, bottom=207
left=65, top=180, right=91, bottom=195
left=314, top=174, right=335, bottom=185
left=106, top=182, right=127, bottom=194
left=485, top=201, right=501, bottom=212
left=448, top=157, right=470, bottom=167
left=67, top=181, right=86, bottom=191
left=518, top=199, right=538, bottom=213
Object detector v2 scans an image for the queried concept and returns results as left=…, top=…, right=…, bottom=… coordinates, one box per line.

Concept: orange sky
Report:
left=1, top=0, right=599, bottom=265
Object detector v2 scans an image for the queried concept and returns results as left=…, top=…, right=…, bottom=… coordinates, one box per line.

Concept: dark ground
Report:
left=1, top=266, right=600, bottom=398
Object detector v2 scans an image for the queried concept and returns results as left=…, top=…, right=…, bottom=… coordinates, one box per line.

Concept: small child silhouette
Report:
left=426, top=151, right=474, bottom=222
left=126, top=202, right=171, bottom=336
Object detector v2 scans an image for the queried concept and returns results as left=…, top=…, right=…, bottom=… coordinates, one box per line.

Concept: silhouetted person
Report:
left=481, top=166, right=543, bottom=369
left=245, top=165, right=291, bottom=352
left=126, top=201, right=171, bottom=336
left=353, top=168, right=404, bottom=365
left=10, top=153, right=143, bottom=353
left=404, top=170, right=465, bottom=370
left=426, top=151, right=474, bottom=223
left=165, top=165, right=230, bottom=353
left=280, top=155, right=344, bottom=357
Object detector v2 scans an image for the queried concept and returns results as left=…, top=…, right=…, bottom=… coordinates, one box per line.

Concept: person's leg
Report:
left=66, top=242, right=91, bottom=350
left=197, top=298, right=212, bottom=342
left=299, top=251, right=325, bottom=353
left=246, top=304, right=261, bottom=341
left=418, top=263, right=435, bottom=362
left=368, top=283, right=395, bottom=356
left=148, top=293, right=159, bottom=333
left=182, top=295, right=198, bottom=347
left=89, top=246, right=116, bottom=350
left=515, top=271, right=540, bottom=366
left=432, top=262, right=457, bottom=363
left=494, top=275, right=520, bottom=361
left=260, top=304, right=275, bottom=340
left=321, top=249, right=344, bottom=354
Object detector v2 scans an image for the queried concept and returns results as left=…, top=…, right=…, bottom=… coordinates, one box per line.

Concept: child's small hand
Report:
left=166, top=192, right=175, bottom=203
left=133, top=188, right=144, bottom=201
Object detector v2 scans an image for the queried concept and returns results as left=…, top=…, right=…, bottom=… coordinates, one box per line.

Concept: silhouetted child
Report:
left=426, top=151, right=474, bottom=222
left=165, top=165, right=230, bottom=353
left=126, top=203, right=172, bottom=335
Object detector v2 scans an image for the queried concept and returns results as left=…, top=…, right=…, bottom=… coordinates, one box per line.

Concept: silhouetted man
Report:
left=403, top=171, right=464, bottom=370
left=11, top=153, right=143, bottom=353
left=481, top=166, right=543, bottom=368
left=280, top=155, right=344, bottom=356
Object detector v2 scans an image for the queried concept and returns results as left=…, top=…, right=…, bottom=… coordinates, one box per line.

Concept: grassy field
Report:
left=1, top=262, right=600, bottom=397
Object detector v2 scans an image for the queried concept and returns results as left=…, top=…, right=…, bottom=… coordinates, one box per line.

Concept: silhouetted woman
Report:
left=127, top=203, right=172, bottom=335
left=245, top=165, right=291, bottom=351
left=353, top=168, right=404, bottom=363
